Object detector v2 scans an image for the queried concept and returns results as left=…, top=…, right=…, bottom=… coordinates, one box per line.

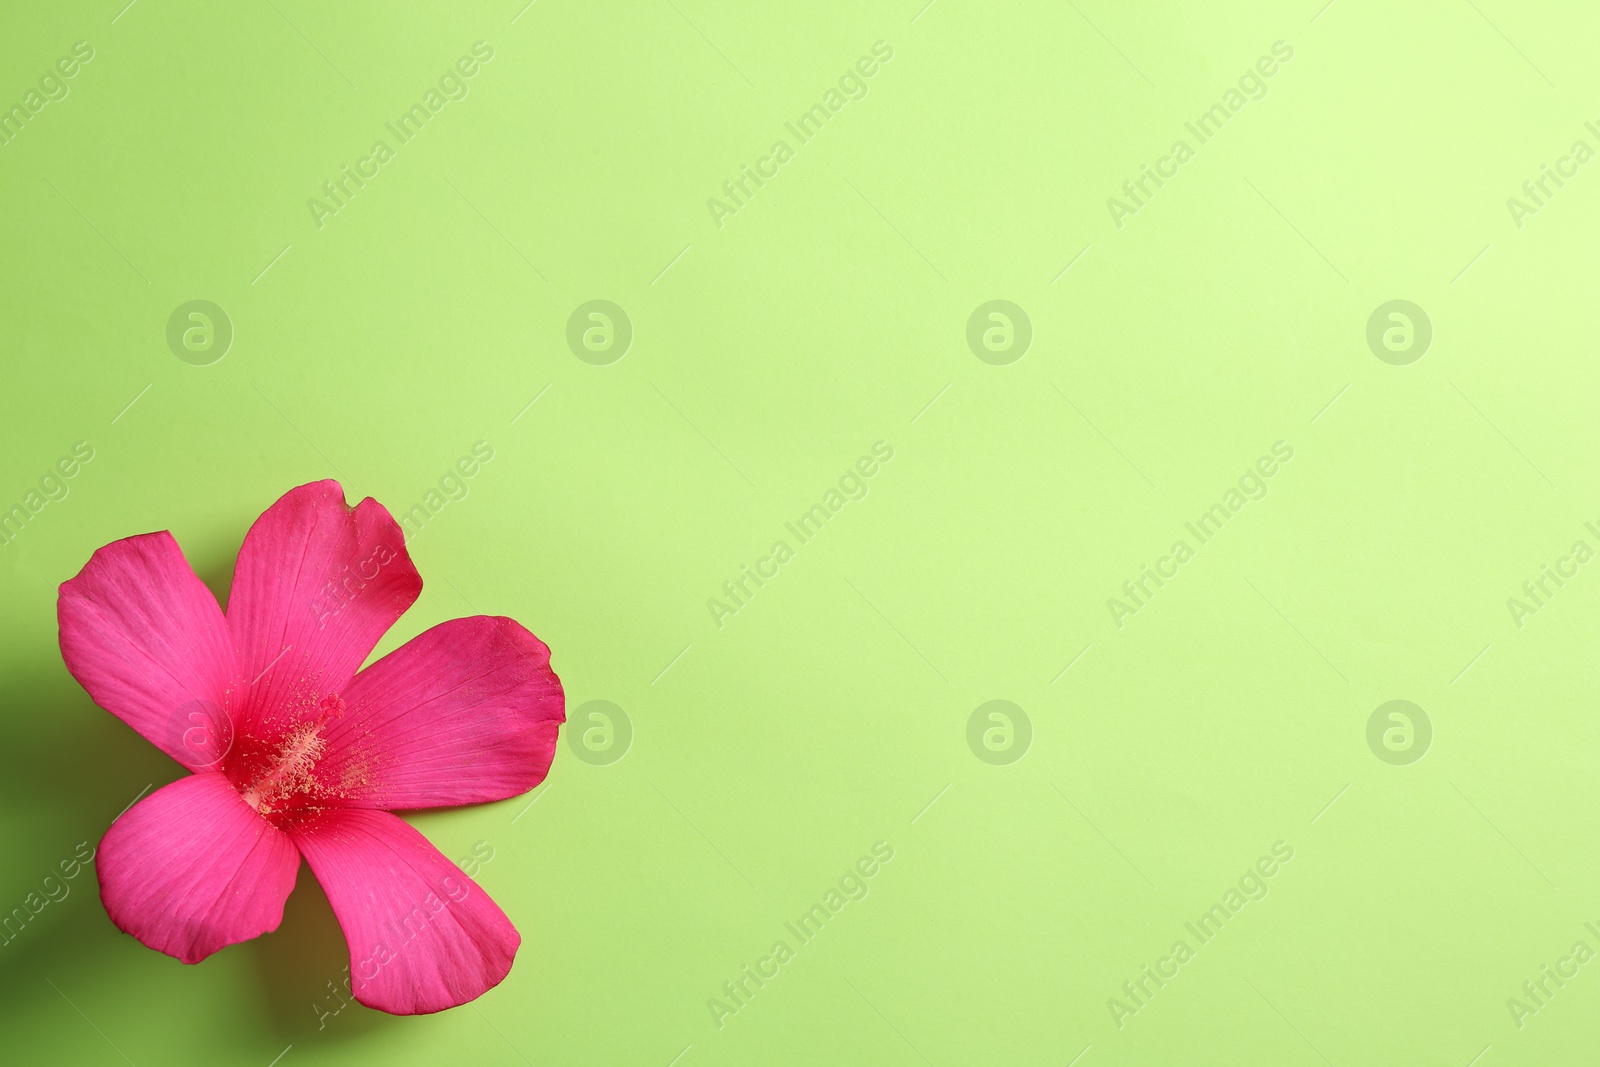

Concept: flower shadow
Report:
left=248, top=865, right=396, bottom=1041
left=0, top=656, right=402, bottom=1046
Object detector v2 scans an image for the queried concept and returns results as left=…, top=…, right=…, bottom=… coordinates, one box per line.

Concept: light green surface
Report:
left=3, top=1, right=1599, bottom=1063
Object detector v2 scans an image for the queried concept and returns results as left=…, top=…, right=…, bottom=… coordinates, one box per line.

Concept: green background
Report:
left=2, top=0, right=1598, bottom=1063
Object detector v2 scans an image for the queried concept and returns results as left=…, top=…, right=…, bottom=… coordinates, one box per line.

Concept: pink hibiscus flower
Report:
left=56, top=480, right=564, bottom=1015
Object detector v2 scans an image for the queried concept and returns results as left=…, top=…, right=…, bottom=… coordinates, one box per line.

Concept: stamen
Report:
left=238, top=710, right=332, bottom=813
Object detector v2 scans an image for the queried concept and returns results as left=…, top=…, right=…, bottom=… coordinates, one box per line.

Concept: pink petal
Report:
left=289, top=807, right=519, bottom=1014
left=58, top=532, right=238, bottom=770
left=226, top=481, right=421, bottom=740
left=318, top=616, right=564, bottom=810
left=97, top=772, right=300, bottom=964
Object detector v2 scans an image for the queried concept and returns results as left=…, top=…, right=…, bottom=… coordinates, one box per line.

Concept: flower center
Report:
left=235, top=693, right=346, bottom=816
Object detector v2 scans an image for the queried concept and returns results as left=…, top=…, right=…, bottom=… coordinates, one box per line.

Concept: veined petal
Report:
left=226, top=481, right=421, bottom=740
left=97, top=772, right=300, bottom=964
left=319, top=616, right=564, bottom=810
left=290, top=807, right=518, bottom=1015
left=58, top=532, right=238, bottom=770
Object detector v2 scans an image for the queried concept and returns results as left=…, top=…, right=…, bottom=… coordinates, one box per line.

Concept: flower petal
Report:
left=58, top=532, right=238, bottom=770
left=97, top=772, right=300, bottom=963
left=319, top=616, right=564, bottom=810
left=226, top=481, right=421, bottom=739
left=289, top=808, right=518, bottom=1014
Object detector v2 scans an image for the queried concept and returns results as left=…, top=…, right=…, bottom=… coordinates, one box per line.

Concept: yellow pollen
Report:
left=240, top=721, right=328, bottom=813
